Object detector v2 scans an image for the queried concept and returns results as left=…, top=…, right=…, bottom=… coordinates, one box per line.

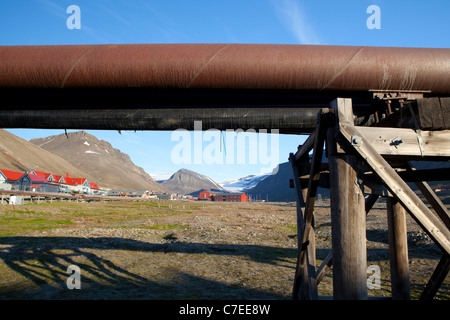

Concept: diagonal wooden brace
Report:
left=338, top=120, right=450, bottom=255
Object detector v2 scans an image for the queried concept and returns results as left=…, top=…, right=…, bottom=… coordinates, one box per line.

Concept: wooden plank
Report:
left=356, top=127, right=450, bottom=158
left=414, top=181, right=450, bottom=230
left=420, top=253, right=450, bottom=300
left=398, top=167, right=450, bottom=182
left=290, top=151, right=319, bottom=300
left=416, top=98, right=450, bottom=130
left=301, top=111, right=328, bottom=251
left=362, top=167, right=450, bottom=197
left=338, top=121, right=450, bottom=255
left=289, top=153, right=308, bottom=300
left=295, top=110, right=331, bottom=299
left=296, top=127, right=326, bottom=299
left=316, top=251, right=332, bottom=284
left=440, top=98, right=450, bottom=128
left=387, top=197, right=411, bottom=300
left=291, top=111, right=331, bottom=300
left=407, top=162, right=450, bottom=230
left=294, top=131, right=316, bottom=161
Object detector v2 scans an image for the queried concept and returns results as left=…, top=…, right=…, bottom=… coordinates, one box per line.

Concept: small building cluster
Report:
left=0, top=169, right=104, bottom=195
left=0, top=168, right=250, bottom=202
left=198, top=190, right=248, bottom=202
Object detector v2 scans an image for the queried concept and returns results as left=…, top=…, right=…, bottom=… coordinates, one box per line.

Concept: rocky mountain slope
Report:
left=30, top=131, right=167, bottom=192
left=0, top=129, right=98, bottom=183
left=247, top=162, right=329, bottom=202
left=247, top=159, right=449, bottom=204
left=160, top=168, right=225, bottom=196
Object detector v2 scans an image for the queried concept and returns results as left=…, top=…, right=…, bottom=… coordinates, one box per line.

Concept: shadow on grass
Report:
left=0, top=236, right=295, bottom=300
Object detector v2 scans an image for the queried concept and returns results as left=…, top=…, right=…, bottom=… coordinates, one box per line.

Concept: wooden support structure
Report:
left=328, top=98, right=368, bottom=300
left=387, top=197, right=411, bottom=300
left=290, top=97, right=450, bottom=300
left=420, top=254, right=450, bottom=300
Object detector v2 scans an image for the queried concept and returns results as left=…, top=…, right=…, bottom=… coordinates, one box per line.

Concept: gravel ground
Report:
left=0, top=200, right=448, bottom=300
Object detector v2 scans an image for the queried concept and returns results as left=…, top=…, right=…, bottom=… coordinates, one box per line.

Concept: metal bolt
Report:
left=351, top=135, right=362, bottom=146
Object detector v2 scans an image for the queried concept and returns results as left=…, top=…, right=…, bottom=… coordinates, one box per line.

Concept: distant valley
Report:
left=3, top=129, right=447, bottom=204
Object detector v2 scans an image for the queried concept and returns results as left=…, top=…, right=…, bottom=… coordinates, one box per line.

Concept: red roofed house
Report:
left=31, top=170, right=54, bottom=182
left=0, top=169, right=31, bottom=191
left=52, top=174, right=66, bottom=184
left=89, top=182, right=102, bottom=195
left=27, top=173, right=56, bottom=192
left=0, top=170, right=11, bottom=190
left=64, top=173, right=90, bottom=194
left=31, top=170, right=68, bottom=193
left=0, top=170, right=6, bottom=184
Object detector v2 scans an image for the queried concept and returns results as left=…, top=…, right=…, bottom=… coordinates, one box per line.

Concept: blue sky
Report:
left=1, top=0, right=449, bottom=183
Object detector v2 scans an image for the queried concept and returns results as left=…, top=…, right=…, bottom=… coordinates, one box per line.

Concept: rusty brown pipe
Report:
left=0, top=44, right=449, bottom=132
left=0, top=44, right=449, bottom=93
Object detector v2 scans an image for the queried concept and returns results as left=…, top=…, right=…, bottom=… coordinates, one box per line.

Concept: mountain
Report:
left=247, top=162, right=329, bottom=202
left=0, top=129, right=97, bottom=182
left=247, top=159, right=450, bottom=203
left=220, top=173, right=269, bottom=193
left=30, top=131, right=167, bottom=192
left=160, top=168, right=225, bottom=196
left=246, top=162, right=296, bottom=202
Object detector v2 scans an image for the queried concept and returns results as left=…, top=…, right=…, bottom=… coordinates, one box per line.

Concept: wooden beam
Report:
left=416, top=97, right=450, bottom=130
left=387, top=197, right=411, bottom=300
left=414, top=181, right=450, bottom=231
left=338, top=121, right=450, bottom=255
left=289, top=153, right=308, bottom=300
left=316, top=251, right=332, bottom=284
left=290, top=151, right=318, bottom=300
left=406, top=163, right=450, bottom=231
left=294, top=131, right=316, bottom=161
left=291, top=110, right=332, bottom=300
left=420, top=253, right=450, bottom=300
left=355, top=127, right=450, bottom=159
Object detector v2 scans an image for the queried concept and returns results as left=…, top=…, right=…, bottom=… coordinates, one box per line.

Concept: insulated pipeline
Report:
left=0, top=44, right=449, bottom=131
left=0, top=44, right=449, bottom=93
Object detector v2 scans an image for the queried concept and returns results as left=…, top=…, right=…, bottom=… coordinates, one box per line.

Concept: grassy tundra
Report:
left=0, top=200, right=447, bottom=299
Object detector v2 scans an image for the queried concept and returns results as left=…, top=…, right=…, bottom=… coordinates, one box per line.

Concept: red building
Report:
left=211, top=192, right=248, bottom=202
left=198, top=190, right=215, bottom=200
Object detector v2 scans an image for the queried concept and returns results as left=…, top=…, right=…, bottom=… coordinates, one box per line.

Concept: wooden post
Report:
left=329, top=154, right=367, bottom=299
left=329, top=98, right=368, bottom=300
left=387, top=197, right=411, bottom=300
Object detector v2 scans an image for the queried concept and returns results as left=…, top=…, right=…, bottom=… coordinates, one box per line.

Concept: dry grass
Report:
left=0, top=199, right=448, bottom=300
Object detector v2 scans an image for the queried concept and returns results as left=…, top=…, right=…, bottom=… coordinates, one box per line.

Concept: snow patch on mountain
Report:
left=220, top=173, right=269, bottom=193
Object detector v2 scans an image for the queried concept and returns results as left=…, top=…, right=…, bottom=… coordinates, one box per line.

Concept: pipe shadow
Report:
left=0, top=236, right=295, bottom=300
